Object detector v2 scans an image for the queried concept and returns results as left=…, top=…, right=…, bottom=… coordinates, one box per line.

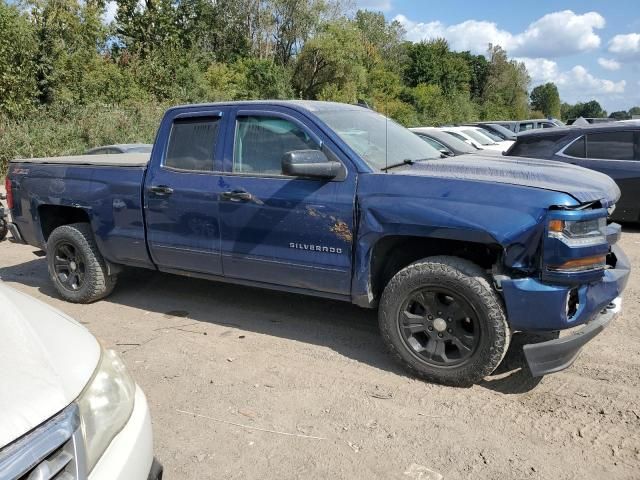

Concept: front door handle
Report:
left=149, top=185, right=174, bottom=196
left=221, top=190, right=253, bottom=202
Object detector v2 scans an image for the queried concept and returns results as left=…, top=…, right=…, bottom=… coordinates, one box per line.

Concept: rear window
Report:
left=587, top=131, right=635, bottom=160
left=165, top=117, right=220, bottom=171
left=508, top=134, right=566, bottom=157
left=563, top=136, right=585, bottom=158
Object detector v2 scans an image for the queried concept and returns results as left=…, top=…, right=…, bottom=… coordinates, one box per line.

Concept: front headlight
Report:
left=76, top=349, right=135, bottom=472
left=548, top=217, right=606, bottom=247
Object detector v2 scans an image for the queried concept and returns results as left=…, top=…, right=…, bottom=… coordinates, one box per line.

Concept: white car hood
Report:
left=0, top=284, right=100, bottom=448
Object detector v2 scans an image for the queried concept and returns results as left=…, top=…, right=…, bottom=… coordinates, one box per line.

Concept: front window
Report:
left=315, top=109, right=442, bottom=171
left=233, top=116, right=320, bottom=175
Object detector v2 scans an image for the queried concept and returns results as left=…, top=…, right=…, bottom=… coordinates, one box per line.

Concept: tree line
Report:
left=0, top=0, right=638, bottom=170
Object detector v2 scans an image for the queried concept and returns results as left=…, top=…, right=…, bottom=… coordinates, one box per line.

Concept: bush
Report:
left=0, top=102, right=166, bottom=175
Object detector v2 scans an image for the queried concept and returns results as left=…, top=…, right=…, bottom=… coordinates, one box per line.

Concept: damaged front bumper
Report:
left=523, top=297, right=621, bottom=377
left=499, top=244, right=630, bottom=377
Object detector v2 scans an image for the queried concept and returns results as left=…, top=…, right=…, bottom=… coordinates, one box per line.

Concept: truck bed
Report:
left=11, top=153, right=150, bottom=167
left=8, top=157, right=153, bottom=269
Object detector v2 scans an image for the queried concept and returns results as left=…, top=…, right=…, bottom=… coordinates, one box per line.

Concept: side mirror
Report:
left=282, top=150, right=341, bottom=179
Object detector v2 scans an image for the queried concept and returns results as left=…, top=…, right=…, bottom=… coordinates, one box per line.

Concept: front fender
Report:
left=351, top=174, right=575, bottom=306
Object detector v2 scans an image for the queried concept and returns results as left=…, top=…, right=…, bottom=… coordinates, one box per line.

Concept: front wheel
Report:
left=47, top=223, right=117, bottom=303
left=379, top=256, right=510, bottom=386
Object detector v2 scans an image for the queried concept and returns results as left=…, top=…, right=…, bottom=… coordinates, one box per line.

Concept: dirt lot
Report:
left=1, top=230, right=639, bottom=480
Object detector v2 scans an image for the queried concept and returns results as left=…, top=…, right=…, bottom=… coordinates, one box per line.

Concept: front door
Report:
left=217, top=108, right=356, bottom=295
left=144, top=110, right=227, bottom=274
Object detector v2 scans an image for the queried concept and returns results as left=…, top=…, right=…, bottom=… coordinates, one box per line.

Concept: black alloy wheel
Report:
left=399, top=288, right=480, bottom=367
left=53, top=242, right=86, bottom=291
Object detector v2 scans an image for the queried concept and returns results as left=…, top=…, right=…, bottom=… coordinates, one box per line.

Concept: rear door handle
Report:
left=221, top=190, right=253, bottom=202
left=149, top=185, right=174, bottom=196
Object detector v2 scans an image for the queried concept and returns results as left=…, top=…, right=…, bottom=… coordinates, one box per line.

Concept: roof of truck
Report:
left=168, top=100, right=366, bottom=113
left=11, top=153, right=150, bottom=167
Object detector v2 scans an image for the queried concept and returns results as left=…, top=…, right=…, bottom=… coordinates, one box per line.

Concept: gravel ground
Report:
left=1, top=229, right=639, bottom=479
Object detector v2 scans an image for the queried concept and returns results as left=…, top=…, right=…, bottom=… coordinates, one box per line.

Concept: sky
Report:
left=357, top=0, right=640, bottom=113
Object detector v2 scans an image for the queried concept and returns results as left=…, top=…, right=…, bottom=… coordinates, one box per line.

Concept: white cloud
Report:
left=518, top=57, right=626, bottom=104
left=357, top=0, right=393, bottom=12
left=102, top=1, right=117, bottom=24
left=608, top=33, right=640, bottom=59
left=597, top=57, right=621, bottom=70
left=394, top=10, right=605, bottom=58
left=559, top=65, right=626, bottom=95
left=515, top=57, right=559, bottom=83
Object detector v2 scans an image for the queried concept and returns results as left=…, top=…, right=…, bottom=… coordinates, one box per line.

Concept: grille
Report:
left=0, top=404, right=86, bottom=480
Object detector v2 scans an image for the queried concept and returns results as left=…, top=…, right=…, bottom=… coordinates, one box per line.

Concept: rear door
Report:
left=144, top=109, right=228, bottom=274
left=216, top=106, right=357, bottom=296
left=557, top=130, right=640, bottom=221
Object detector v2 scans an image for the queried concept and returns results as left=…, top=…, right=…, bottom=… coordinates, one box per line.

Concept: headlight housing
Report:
left=548, top=217, right=606, bottom=247
left=76, top=348, right=135, bottom=472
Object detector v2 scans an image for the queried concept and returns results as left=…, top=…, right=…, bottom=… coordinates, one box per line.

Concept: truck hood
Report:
left=395, top=154, right=620, bottom=206
left=0, top=284, right=100, bottom=448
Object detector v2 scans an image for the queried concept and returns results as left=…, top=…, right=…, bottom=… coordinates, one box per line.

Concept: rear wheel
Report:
left=47, top=223, right=116, bottom=303
left=379, top=256, right=510, bottom=386
left=0, top=219, right=7, bottom=241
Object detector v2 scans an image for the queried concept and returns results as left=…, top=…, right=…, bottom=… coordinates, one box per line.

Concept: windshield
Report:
left=485, top=124, right=516, bottom=140
left=476, top=129, right=502, bottom=142
left=462, top=129, right=496, bottom=145
left=316, top=109, right=442, bottom=170
left=422, top=131, right=477, bottom=153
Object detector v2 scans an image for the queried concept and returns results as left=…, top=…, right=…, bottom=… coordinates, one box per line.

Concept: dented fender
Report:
left=351, top=173, right=577, bottom=306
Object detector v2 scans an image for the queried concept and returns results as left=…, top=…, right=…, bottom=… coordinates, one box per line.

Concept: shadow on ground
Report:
left=1, top=254, right=541, bottom=392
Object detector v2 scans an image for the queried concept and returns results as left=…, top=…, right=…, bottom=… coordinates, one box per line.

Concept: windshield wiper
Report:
left=381, top=158, right=434, bottom=172
left=381, top=159, right=414, bottom=171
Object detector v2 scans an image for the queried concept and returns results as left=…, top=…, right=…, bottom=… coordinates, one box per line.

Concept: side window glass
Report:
left=586, top=131, right=635, bottom=160
left=165, top=117, right=220, bottom=171
left=519, top=122, right=534, bottom=131
left=563, top=136, right=585, bottom=158
left=234, top=116, right=319, bottom=175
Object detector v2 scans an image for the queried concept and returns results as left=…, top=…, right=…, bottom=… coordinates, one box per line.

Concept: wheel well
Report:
left=370, top=236, right=502, bottom=300
left=38, top=205, right=91, bottom=241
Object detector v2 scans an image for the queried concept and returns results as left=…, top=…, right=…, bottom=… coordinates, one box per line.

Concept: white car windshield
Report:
left=462, top=129, right=496, bottom=145
left=316, top=109, right=442, bottom=171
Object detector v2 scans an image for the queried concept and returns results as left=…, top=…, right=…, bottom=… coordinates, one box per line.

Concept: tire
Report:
left=46, top=223, right=117, bottom=303
left=379, top=256, right=510, bottom=387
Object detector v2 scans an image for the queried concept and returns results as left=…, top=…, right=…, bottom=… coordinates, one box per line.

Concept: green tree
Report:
left=609, top=110, right=630, bottom=120
left=561, top=100, right=607, bottom=120
left=403, top=39, right=471, bottom=95
left=455, top=51, right=489, bottom=101
left=292, top=20, right=366, bottom=101
left=628, top=106, right=640, bottom=117
left=482, top=44, right=529, bottom=119
left=354, top=9, right=405, bottom=69
left=530, top=82, right=560, bottom=118
left=0, top=1, right=38, bottom=117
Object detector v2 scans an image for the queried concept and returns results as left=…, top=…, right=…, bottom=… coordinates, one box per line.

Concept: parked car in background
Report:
left=6, top=100, right=630, bottom=386
left=0, top=282, right=162, bottom=479
left=487, top=119, right=564, bottom=133
left=440, top=126, right=513, bottom=152
left=410, top=127, right=485, bottom=156
left=466, top=123, right=517, bottom=141
left=86, top=144, right=153, bottom=155
left=506, top=123, right=640, bottom=223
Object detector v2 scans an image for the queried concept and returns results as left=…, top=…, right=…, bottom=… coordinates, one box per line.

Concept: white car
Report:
left=439, top=126, right=514, bottom=152
left=0, top=283, right=162, bottom=480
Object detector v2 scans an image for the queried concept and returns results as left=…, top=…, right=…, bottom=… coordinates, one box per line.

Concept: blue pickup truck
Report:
left=5, top=101, right=630, bottom=386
